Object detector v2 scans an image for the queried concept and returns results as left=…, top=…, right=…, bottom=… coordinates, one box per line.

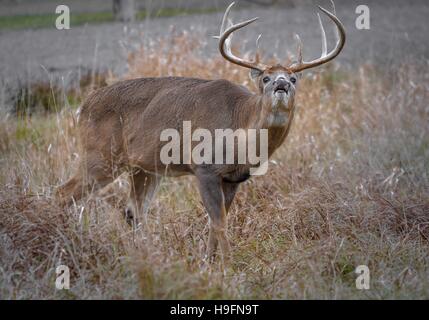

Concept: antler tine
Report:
left=222, top=19, right=234, bottom=55
left=330, top=0, right=340, bottom=44
left=212, top=2, right=234, bottom=40
left=294, top=34, right=303, bottom=64
left=317, top=13, right=327, bottom=57
left=225, top=18, right=234, bottom=47
left=255, top=34, right=262, bottom=62
left=331, top=0, right=337, bottom=16
left=216, top=2, right=268, bottom=71
left=218, top=2, right=233, bottom=36
left=289, top=3, right=346, bottom=73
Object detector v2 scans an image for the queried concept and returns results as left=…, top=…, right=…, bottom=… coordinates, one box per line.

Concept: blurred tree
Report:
left=113, top=0, right=136, bottom=22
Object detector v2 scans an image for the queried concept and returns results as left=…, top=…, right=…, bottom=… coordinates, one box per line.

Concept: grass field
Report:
left=0, top=33, right=428, bottom=299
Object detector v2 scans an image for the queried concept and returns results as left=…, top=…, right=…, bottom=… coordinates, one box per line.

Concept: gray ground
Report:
left=0, top=0, right=428, bottom=108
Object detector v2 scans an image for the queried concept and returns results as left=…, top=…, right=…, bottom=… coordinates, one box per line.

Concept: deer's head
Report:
left=215, top=2, right=346, bottom=111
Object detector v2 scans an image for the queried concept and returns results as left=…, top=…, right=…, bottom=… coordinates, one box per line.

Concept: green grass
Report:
left=0, top=8, right=218, bottom=30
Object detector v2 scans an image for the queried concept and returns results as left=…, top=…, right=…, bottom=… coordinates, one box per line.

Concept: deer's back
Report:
left=79, top=76, right=250, bottom=124
left=77, top=76, right=253, bottom=174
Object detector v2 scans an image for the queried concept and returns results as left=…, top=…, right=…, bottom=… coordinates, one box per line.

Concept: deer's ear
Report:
left=249, top=68, right=263, bottom=80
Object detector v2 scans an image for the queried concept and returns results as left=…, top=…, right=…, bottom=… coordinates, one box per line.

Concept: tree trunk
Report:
left=113, top=0, right=136, bottom=22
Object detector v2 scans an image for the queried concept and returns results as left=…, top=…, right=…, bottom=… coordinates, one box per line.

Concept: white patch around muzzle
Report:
left=271, top=73, right=292, bottom=109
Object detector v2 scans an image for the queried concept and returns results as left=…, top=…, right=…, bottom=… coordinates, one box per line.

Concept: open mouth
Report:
left=274, top=88, right=287, bottom=94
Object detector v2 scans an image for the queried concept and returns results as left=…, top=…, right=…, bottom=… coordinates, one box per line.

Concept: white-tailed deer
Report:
left=57, top=2, right=345, bottom=264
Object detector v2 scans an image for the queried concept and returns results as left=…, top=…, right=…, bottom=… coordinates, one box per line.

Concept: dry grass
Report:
left=0, top=31, right=428, bottom=299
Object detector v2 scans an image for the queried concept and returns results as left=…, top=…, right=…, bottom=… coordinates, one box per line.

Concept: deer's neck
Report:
left=239, top=94, right=296, bottom=157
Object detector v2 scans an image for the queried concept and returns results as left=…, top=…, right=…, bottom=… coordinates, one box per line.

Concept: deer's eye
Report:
left=262, top=76, right=270, bottom=84
left=290, top=77, right=297, bottom=84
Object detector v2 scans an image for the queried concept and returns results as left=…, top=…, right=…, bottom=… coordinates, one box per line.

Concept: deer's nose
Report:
left=274, top=78, right=290, bottom=91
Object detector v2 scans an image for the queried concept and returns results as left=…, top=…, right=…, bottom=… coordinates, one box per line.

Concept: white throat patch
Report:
left=267, top=111, right=290, bottom=127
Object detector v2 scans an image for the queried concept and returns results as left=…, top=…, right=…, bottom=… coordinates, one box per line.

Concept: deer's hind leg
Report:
left=56, top=154, right=116, bottom=207
left=125, top=170, right=160, bottom=226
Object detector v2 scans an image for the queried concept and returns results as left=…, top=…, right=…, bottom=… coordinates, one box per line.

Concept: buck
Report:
left=57, top=2, right=345, bottom=264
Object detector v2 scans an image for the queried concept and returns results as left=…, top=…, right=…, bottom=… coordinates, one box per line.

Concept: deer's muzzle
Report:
left=274, top=79, right=290, bottom=94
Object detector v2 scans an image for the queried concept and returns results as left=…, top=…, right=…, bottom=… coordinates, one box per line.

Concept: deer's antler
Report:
left=289, top=1, right=346, bottom=73
left=214, top=2, right=268, bottom=72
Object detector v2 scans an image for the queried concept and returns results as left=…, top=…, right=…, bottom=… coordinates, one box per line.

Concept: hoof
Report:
left=123, top=207, right=139, bottom=227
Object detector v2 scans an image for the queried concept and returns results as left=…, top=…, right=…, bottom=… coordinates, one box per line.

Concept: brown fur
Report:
left=57, top=2, right=346, bottom=266
left=57, top=68, right=298, bottom=264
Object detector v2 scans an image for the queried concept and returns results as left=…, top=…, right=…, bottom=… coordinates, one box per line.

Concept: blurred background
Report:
left=0, top=0, right=428, bottom=113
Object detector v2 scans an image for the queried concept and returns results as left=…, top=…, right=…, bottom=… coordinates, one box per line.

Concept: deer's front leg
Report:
left=195, top=170, right=231, bottom=265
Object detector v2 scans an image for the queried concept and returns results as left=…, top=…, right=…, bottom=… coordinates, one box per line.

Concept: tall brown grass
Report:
left=0, top=31, right=428, bottom=299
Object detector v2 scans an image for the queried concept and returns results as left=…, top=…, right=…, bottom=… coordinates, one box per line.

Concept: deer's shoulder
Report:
left=194, top=78, right=252, bottom=97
